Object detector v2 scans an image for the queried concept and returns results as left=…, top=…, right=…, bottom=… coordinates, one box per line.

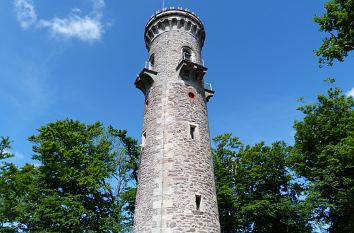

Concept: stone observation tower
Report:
left=134, top=7, right=221, bottom=233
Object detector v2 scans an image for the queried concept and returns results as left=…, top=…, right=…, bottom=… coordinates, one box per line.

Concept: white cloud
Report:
left=13, top=0, right=105, bottom=42
left=346, top=87, right=354, bottom=97
left=14, top=0, right=37, bottom=29
left=92, top=0, right=105, bottom=18
left=38, top=14, right=103, bottom=42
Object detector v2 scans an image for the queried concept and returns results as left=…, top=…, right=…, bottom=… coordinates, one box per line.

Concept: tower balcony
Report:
left=135, top=68, right=157, bottom=96
left=204, top=82, right=215, bottom=102
left=176, top=59, right=214, bottom=102
left=176, top=58, right=207, bottom=82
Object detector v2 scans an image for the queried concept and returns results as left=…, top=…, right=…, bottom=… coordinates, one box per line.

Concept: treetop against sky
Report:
left=0, top=0, right=353, bottom=166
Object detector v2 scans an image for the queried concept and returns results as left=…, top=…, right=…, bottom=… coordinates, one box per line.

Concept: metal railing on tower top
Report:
left=204, top=82, right=213, bottom=91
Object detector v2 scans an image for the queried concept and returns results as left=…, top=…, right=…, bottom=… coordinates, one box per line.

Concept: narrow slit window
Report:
left=196, top=195, right=201, bottom=210
left=190, top=124, right=196, bottom=139
left=149, top=54, right=155, bottom=69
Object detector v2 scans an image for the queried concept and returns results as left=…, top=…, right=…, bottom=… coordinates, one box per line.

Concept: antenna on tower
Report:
left=162, top=0, right=165, bottom=10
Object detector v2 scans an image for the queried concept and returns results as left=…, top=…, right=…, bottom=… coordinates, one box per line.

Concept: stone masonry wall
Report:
left=133, top=11, right=220, bottom=233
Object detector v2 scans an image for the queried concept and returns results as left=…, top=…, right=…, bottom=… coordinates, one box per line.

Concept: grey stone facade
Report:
left=133, top=8, right=220, bottom=233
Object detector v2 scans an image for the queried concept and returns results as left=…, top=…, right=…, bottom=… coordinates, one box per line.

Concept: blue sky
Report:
left=0, top=0, right=353, bottom=165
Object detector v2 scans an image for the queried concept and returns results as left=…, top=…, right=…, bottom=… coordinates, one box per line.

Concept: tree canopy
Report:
left=288, top=82, right=354, bottom=232
left=0, top=120, right=139, bottom=232
left=1, top=87, right=353, bottom=232
left=315, top=0, right=354, bottom=65
left=213, top=134, right=312, bottom=233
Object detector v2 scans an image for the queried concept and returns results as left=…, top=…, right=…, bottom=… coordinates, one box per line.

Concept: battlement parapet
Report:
left=145, top=9, right=205, bottom=49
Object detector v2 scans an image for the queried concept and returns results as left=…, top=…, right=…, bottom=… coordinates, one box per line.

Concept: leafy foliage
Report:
left=289, top=83, right=354, bottom=232
left=1, top=84, right=353, bottom=233
left=213, top=134, right=312, bottom=233
left=0, top=137, right=12, bottom=160
left=0, top=120, right=139, bottom=232
left=108, top=126, right=140, bottom=229
left=315, top=0, right=354, bottom=65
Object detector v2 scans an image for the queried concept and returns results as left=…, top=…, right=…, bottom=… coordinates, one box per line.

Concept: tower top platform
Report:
left=144, top=8, right=206, bottom=49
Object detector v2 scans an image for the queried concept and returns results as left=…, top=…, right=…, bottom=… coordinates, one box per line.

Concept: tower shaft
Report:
left=134, top=9, right=220, bottom=233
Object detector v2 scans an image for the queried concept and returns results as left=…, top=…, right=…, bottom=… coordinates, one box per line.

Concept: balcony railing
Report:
left=204, top=82, right=213, bottom=91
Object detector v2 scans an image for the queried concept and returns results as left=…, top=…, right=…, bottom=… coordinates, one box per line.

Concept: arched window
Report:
left=182, top=47, right=192, bottom=61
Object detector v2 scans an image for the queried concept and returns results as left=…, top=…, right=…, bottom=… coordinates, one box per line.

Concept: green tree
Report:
left=108, top=126, right=140, bottom=231
left=0, top=137, right=12, bottom=160
left=213, top=134, right=312, bottom=233
left=26, top=120, right=122, bottom=232
left=289, top=83, right=354, bottom=232
left=0, top=120, right=139, bottom=232
left=315, top=0, right=354, bottom=65
left=0, top=137, right=37, bottom=232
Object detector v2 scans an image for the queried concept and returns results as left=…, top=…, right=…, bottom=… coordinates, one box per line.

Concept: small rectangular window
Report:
left=196, top=195, right=201, bottom=210
left=190, top=124, right=196, bottom=139
left=149, top=54, right=155, bottom=69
